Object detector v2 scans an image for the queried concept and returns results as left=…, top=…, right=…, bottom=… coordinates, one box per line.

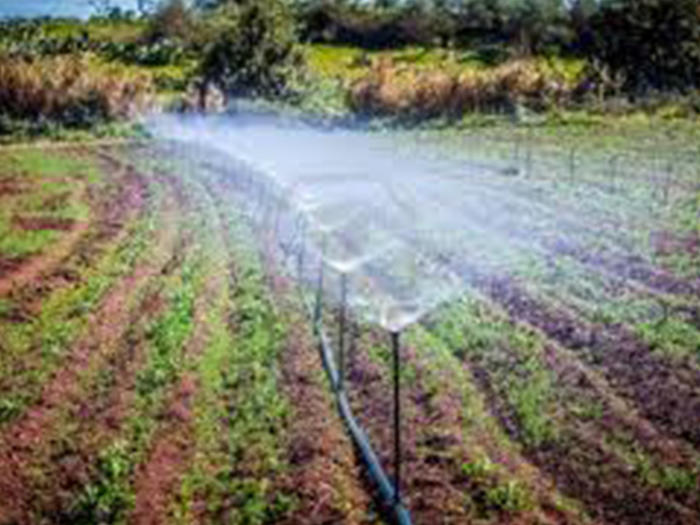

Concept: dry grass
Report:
left=0, top=54, right=154, bottom=126
left=348, top=57, right=579, bottom=118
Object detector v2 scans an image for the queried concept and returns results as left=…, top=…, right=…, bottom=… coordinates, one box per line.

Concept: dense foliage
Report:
left=294, top=0, right=700, bottom=92
left=196, top=0, right=304, bottom=98
left=587, top=0, right=700, bottom=93
left=0, top=0, right=697, bottom=130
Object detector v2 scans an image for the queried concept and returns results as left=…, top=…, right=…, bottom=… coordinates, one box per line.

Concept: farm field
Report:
left=0, top=122, right=698, bottom=525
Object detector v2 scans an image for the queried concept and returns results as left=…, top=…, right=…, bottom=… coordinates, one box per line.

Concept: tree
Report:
left=501, top=0, right=567, bottom=56
left=145, top=0, right=195, bottom=43
left=588, top=0, right=700, bottom=92
left=197, top=0, right=303, bottom=99
left=569, top=0, right=598, bottom=53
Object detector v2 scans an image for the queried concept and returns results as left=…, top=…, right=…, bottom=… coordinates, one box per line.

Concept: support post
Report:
left=663, top=161, right=672, bottom=205
left=297, top=219, right=307, bottom=283
left=525, top=126, right=533, bottom=178
left=391, top=330, right=402, bottom=503
left=273, top=198, right=282, bottom=247
left=569, top=147, right=576, bottom=183
left=314, top=236, right=327, bottom=327
left=338, top=273, right=348, bottom=391
left=610, top=155, right=618, bottom=193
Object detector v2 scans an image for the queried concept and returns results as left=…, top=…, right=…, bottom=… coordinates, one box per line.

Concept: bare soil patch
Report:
left=0, top=256, right=24, bottom=278
left=12, top=216, right=78, bottom=231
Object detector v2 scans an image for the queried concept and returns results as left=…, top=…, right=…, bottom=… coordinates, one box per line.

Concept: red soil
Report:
left=129, top=374, right=198, bottom=525
left=12, top=216, right=79, bottom=231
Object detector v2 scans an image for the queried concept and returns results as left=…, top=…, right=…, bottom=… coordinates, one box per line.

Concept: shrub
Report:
left=347, top=56, right=579, bottom=119
left=0, top=55, right=154, bottom=128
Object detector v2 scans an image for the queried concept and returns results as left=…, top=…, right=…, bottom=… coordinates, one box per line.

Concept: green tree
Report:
left=197, top=0, right=303, bottom=98
left=588, top=0, right=700, bottom=92
left=145, top=0, right=195, bottom=43
left=501, top=0, right=567, bottom=56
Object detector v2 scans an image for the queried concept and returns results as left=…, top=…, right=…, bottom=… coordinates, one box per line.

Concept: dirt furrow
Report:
left=0, top=176, right=181, bottom=524
left=345, top=331, right=539, bottom=524
left=466, top=355, right=696, bottom=525
left=483, top=277, right=700, bottom=449
left=129, top=266, right=225, bottom=525
left=271, top=281, right=374, bottom=525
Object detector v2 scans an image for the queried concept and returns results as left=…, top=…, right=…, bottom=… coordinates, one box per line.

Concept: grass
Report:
left=0, top=151, right=92, bottom=258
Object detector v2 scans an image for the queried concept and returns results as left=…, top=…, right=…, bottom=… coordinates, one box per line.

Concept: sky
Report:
left=0, top=0, right=139, bottom=19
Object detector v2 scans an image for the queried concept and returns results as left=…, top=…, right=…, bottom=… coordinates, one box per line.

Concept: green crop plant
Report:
left=0, top=192, right=156, bottom=425
left=485, top=480, right=532, bottom=513
left=135, top=266, right=196, bottom=397
left=73, top=440, right=135, bottom=524
left=637, top=318, right=700, bottom=361
left=461, top=455, right=496, bottom=480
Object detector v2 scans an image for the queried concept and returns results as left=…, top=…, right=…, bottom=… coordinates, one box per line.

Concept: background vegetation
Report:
left=0, top=0, right=698, bottom=136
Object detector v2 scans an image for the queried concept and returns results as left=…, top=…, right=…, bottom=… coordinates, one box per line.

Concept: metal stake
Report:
left=569, top=147, right=576, bottom=183
left=297, top=219, right=307, bottom=283
left=663, top=162, right=672, bottom=205
left=610, top=155, right=618, bottom=193
left=314, top=236, right=327, bottom=326
left=391, top=330, right=402, bottom=503
left=338, top=273, right=348, bottom=391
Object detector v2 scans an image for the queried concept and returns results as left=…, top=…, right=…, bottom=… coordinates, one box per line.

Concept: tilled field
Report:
left=0, top=144, right=376, bottom=525
left=0, top=141, right=698, bottom=525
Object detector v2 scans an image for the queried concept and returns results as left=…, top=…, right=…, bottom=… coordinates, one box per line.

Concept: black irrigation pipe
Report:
left=235, top=182, right=412, bottom=524
left=300, top=294, right=412, bottom=525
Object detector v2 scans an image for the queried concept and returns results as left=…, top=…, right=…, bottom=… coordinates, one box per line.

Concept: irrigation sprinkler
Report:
left=391, top=330, right=403, bottom=503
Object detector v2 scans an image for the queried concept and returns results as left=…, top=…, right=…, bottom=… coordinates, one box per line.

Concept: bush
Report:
left=348, top=56, right=579, bottom=119
left=0, top=55, right=154, bottom=128
left=196, top=0, right=304, bottom=99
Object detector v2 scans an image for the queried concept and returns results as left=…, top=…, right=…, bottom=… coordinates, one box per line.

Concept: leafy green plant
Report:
left=136, top=269, right=195, bottom=397
left=485, top=480, right=532, bottom=512
left=73, top=440, right=134, bottom=524
left=461, top=455, right=496, bottom=479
